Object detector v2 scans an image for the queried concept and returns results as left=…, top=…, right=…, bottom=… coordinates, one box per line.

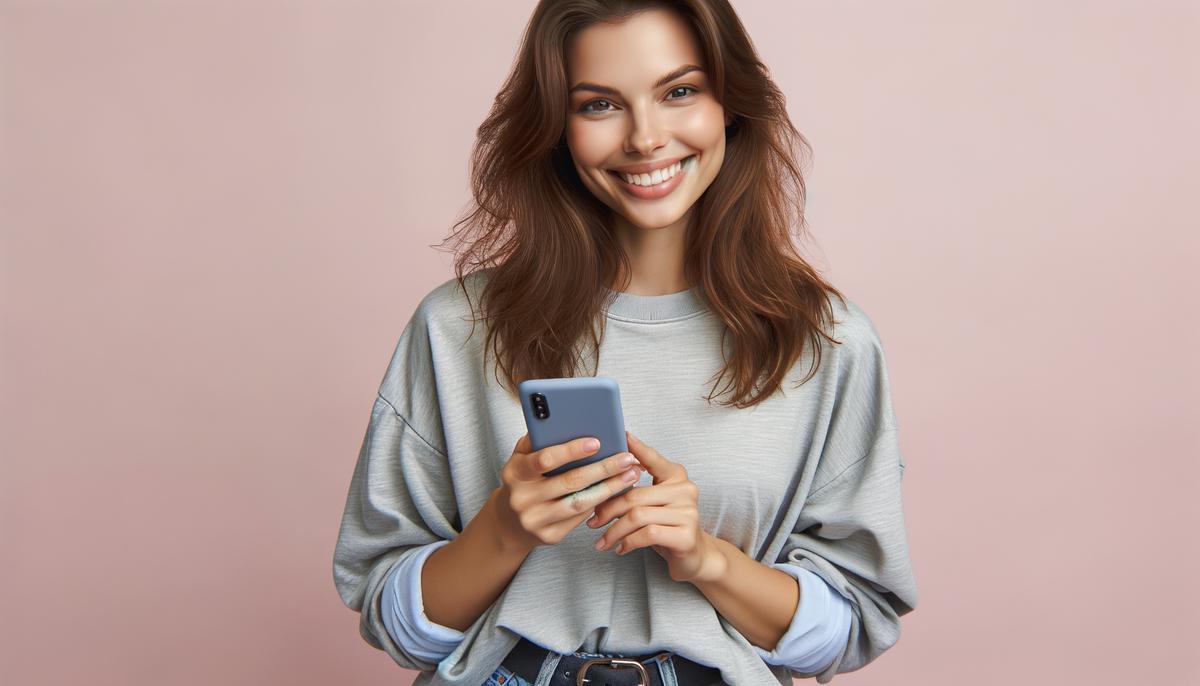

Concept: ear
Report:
left=724, top=112, right=734, bottom=128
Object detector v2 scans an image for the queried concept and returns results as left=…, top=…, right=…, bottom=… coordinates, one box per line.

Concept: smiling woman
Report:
left=333, top=2, right=918, bottom=686
left=564, top=12, right=730, bottom=235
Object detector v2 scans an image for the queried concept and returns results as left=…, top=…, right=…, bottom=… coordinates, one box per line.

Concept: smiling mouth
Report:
left=606, top=154, right=697, bottom=187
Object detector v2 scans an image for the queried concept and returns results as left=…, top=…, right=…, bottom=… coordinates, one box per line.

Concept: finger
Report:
left=550, top=450, right=639, bottom=499
left=587, top=479, right=687, bottom=528
left=522, top=436, right=601, bottom=481
left=615, top=524, right=692, bottom=556
left=558, top=464, right=641, bottom=517
left=624, top=431, right=676, bottom=482
left=514, top=432, right=532, bottom=454
left=595, top=507, right=689, bottom=553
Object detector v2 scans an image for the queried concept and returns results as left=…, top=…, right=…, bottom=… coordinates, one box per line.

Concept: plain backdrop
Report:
left=2, top=1, right=1197, bottom=684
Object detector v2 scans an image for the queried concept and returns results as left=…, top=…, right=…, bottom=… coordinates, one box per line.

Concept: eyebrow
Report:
left=569, top=64, right=704, bottom=97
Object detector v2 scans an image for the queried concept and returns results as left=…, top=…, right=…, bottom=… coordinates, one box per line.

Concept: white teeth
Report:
left=619, top=156, right=692, bottom=186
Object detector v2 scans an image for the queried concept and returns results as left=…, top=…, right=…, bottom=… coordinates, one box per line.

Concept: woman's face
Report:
left=565, top=8, right=729, bottom=234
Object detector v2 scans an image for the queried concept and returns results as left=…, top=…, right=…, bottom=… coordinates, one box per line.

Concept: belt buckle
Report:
left=576, top=657, right=649, bottom=686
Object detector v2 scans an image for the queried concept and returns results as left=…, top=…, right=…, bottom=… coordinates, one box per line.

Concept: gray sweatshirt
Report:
left=332, top=270, right=918, bottom=685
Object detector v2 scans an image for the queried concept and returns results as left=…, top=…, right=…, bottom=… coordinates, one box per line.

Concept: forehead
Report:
left=566, top=8, right=704, bottom=82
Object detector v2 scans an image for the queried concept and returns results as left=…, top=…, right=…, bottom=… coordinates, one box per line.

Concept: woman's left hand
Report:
left=587, top=431, right=725, bottom=583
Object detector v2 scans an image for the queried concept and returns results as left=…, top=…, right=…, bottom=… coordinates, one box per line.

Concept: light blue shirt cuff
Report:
left=381, top=539, right=467, bottom=661
left=753, top=563, right=853, bottom=674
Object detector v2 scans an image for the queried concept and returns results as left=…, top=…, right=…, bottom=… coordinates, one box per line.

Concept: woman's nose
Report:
left=625, top=108, right=668, bottom=155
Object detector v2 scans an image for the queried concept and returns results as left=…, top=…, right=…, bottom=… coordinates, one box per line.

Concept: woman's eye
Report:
left=579, top=99, right=613, bottom=114
left=578, top=87, right=698, bottom=114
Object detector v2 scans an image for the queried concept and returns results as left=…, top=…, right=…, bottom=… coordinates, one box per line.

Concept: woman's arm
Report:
left=420, top=489, right=535, bottom=631
left=688, top=534, right=799, bottom=651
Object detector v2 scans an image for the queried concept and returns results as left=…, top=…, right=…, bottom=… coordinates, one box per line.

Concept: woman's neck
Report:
left=610, top=211, right=692, bottom=295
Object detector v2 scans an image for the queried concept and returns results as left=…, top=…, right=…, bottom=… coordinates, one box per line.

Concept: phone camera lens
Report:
left=530, top=393, right=550, bottom=420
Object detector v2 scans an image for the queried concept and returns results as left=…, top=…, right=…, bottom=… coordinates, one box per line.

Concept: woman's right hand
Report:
left=492, top=433, right=642, bottom=552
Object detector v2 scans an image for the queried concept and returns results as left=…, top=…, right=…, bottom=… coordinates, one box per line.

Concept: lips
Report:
left=607, top=154, right=690, bottom=176
left=608, top=154, right=696, bottom=200
left=606, top=154, right=696, bottom=185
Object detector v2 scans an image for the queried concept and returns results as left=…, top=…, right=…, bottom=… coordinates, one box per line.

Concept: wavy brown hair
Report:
left=438, top=0, right=847, bottom=409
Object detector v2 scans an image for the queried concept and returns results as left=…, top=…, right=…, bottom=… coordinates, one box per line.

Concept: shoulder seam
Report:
left=808, top=424, right=897, bottom=497
left=376, top=393, right=448, bottom=458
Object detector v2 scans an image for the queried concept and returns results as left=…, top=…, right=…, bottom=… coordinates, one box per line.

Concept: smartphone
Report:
left=517, top=376, right=629, bottom=483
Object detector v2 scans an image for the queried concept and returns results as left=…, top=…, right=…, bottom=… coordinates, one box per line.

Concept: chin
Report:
left=619, top=207, right=688, bottom=231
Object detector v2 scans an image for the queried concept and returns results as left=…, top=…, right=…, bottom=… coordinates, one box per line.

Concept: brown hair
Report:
left=439, top=0, right=847, bottom=409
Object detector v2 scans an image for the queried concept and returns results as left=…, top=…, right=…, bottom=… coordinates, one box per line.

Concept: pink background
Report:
left=2, top=1, right=1196, bottom=684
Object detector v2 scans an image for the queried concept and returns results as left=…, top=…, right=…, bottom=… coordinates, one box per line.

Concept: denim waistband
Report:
left=498, top=637, right=727, bottom=686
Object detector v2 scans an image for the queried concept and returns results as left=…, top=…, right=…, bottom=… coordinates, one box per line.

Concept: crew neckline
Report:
left=602, top=285, right=706, bottom=322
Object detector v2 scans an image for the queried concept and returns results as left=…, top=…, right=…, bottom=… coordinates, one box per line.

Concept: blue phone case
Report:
left=517, top=376, right=628, bottom=479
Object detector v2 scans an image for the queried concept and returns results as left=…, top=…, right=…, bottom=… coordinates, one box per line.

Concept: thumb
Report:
left=515, top=432, right=532, bottom=454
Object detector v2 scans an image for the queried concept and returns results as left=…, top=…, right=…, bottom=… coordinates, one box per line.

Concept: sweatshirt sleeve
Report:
left=380, top=539, right=467, bottom=661
left=774, top=303, right=919, bottom=683
left=331, top=302, right=464, bottom=672
left=753, top=563, right=853, bottom=674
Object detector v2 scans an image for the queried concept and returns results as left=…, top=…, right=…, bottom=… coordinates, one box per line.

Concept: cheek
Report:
left=565, top=123, right=612, bottom=168
left=677, top=105, right=727, bottom=150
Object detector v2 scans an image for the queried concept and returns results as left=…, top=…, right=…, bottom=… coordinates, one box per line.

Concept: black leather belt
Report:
left=501, top=636, right=727, bottom=686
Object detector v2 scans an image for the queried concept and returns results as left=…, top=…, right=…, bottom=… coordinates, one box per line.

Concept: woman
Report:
left=332, top=1, right=918, bottom=685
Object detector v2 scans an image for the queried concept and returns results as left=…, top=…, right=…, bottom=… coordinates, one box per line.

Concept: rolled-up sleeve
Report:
left=753, top=563, right=853, bottom=674
left=380, top=539, right=467, bottom=662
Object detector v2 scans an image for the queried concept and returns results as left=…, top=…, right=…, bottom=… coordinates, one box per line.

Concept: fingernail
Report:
left=621, top=469, right=638, bottom=482
left=594, top=538, right=605, bottom=550
left=584, top=438, right=600, bottom=451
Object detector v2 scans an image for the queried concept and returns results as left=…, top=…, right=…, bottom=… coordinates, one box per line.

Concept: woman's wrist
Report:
left=479, top=487, right=538, bottom=558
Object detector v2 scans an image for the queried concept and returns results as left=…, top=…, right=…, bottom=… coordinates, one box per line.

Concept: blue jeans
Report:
left=482, top=662, right=532, bottom=686
left=483, top=648, right=682, bottom=686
